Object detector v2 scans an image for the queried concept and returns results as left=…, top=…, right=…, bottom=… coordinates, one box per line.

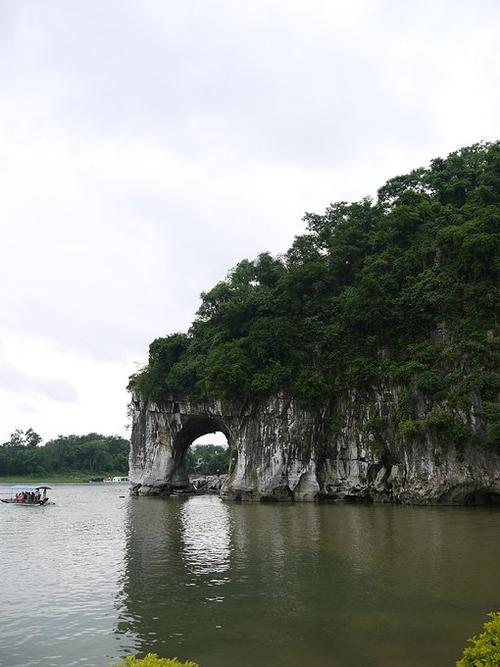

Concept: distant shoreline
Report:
left=0, top=472, right=128, bottom=484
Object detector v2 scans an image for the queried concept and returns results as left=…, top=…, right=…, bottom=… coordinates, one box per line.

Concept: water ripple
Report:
left=2, top=485, right=499, bottom=667
left=179, top=497, right=231, bottom=576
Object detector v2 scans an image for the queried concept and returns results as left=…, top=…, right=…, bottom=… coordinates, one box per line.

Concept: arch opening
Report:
left=171, top=415, right=234, bottom=492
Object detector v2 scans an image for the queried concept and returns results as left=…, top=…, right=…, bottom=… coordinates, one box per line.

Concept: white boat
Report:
left=0, top=485, right=53, bottom=506
left=103, top=476, right=129, bottom=483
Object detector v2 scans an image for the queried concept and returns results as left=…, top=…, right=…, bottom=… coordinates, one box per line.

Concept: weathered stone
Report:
left=128, top=389, right=500, bottom=504
left=191, top=474, right=227, bottom=494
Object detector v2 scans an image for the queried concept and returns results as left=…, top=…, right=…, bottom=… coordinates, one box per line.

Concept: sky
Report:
left=0, top=0, right=499, bottom=445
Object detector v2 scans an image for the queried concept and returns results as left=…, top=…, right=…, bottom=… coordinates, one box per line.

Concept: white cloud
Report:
left=0, top=355, right=78, bottom=403
left=0, top=337, right=129, bottom=442
left=0, top=0, right=498, bottom=442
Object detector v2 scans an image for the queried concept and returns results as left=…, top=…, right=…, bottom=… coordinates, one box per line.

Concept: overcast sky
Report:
left=0, top=0, right=499, bottom=445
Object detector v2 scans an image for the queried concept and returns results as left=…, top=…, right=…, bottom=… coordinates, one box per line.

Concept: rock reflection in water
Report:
left=116, top=496, right=236, bottom=663
left=180, top=497, right=231, bottom=576
left=115, top=497, right=500, bottom=667
left=2, top=484, right=499, bottom=667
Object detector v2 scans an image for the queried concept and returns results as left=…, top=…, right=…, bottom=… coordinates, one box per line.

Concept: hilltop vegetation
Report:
left=131, top=142, right=499, bottom=448
left=0, top=430, right=129, bottom=478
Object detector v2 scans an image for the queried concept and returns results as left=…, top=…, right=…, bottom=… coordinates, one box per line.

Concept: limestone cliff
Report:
left=129, top=389, right=500, bottom=504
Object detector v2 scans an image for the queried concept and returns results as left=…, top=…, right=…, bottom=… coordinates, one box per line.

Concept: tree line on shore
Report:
left=0, top=429, right=228, bottom=477
left=0, top=430, right=129, bottom=477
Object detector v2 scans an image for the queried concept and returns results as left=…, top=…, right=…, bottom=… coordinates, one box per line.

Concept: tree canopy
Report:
left=0, top=432, right=129, bottom=477
left=185, top=444, right=229, bottom=476
left=130, top=142, right=499, bottom=446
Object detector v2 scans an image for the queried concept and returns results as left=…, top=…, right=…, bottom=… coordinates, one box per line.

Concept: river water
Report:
left=0, top=483, right=498, bottom=667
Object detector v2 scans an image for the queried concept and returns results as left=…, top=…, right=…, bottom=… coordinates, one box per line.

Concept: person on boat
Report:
left=35, top=491, right=41, bottom=502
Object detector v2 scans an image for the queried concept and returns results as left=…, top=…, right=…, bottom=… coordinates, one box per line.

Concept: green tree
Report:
left=2, top=428, right=42, bottom=448
left=0, top=432, right=129, bottom=477
left=129, top=141, right=499, bottom=451
left=186, top=444, right=229, bottom=475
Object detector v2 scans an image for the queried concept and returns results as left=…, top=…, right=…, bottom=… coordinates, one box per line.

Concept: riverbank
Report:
left=0, top=472, right=128, bottom=484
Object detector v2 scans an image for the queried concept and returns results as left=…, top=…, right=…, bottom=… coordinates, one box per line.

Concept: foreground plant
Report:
left=112, top=654, right=198, bottom=667
left=457, top=612, right=500, bottom=666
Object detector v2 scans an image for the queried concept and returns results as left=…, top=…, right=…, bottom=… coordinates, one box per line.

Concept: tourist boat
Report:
left=0, top=485, right=53, bottom=506
left=103, top=476, right=129, bottom=483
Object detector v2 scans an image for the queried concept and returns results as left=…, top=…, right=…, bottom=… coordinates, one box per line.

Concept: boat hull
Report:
left=0, top=498, right=50, bottom=506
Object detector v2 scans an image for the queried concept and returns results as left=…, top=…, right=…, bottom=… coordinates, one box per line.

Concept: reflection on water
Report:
left=180, top=497, right=231, bottom=576
left=1, top=484, right=499, bottom=667
left=0, top=484, right=130, bottom=667
left=118, top=499, right=500, bottom=667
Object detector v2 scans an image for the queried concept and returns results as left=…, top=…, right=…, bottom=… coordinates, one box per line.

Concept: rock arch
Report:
left=128, top=392, right=321, bottom=500
left=128, top=395, right=235, bottom=494
left=128, top=390, right=500, bottom=504
left=171, top=414, right=232, bottom=488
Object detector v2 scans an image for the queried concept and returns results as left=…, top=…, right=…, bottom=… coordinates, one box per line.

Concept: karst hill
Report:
left=129, top=142, right=500, bottom=504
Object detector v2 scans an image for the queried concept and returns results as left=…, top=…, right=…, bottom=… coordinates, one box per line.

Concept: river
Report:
left=0, top=483, right=498, bottom=666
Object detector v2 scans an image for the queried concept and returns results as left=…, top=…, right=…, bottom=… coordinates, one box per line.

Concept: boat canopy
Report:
left=11, top=485, right=52, bottom=491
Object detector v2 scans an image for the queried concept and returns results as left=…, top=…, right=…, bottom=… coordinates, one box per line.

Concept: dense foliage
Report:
left=456, top=612, right=500, bottom=666
left=112, top=655, right=198, bottom=667
left=131, top=143, right=499, bottom=445
left=0, top=431, right=129, bottom=477
left=185, top=444, right=229, bottom=475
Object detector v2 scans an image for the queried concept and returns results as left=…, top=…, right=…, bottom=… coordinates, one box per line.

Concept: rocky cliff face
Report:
left=129, top=388, right=500, bottom=505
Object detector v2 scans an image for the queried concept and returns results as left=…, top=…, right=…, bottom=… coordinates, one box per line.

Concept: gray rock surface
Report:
left=191, top=475, right=227, bottom=494
left=128, top=389, right=500, bottom=504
